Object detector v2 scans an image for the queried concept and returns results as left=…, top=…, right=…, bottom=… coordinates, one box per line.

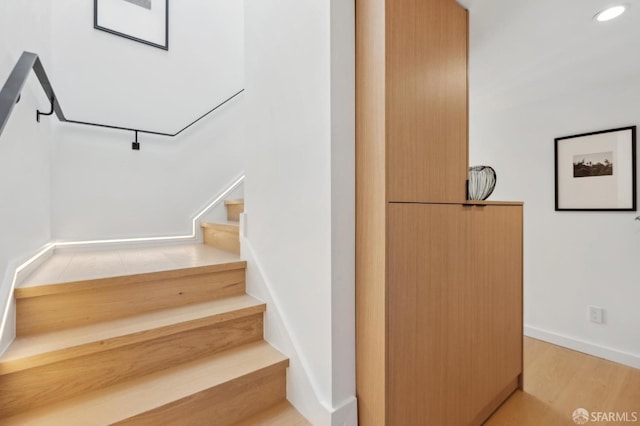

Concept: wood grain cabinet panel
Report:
left=386, top=0, right=469, bottom=203
left=387, top=203, right=522, bottom=425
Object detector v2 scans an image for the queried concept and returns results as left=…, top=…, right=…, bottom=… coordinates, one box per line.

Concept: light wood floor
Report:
left=486, top=337, right=640, bottom=425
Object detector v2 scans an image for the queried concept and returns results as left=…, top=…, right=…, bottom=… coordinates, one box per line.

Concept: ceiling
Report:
left=467, top=0, right=640, bottom=109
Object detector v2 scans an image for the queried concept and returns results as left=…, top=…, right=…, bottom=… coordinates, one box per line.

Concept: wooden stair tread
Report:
left=0, top=295, right=265, bottom=374
left=233, top=401, right=311, bottom=425
left=202, top=222, right=241, bottom=255
left=17, top=261, right=246, bottom=303
left=224, top=199, right=245, bottom=222
left=1, top=341, right=288, bottom=425
left=19, top=244, right=242, bottom=291
left=201, top=221, right=240, bottom=231
left=15, top=260, right=246, bottom=300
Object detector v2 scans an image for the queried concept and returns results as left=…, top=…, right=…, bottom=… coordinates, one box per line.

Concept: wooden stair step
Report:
left=1, top=341, right=289, bottom=426
left=0, top=295, right=266, bottom=416
left=16, top=259, right=246, bottom=299
left=1, top=294, right=265, bottom=373
left=15, top=260, right=247, bottom=336
left=225, top=199, right=245, bottom=222
left=20, top=244, right=242, bottom=289
left=233, top=401, right=311, bottom=425
left=202, top=221, right=240, bottom=254
left=201, top=221, right=240, bottom=232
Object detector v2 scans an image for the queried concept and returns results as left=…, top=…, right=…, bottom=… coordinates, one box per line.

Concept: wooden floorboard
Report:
left=485, top=337, right=640, bottom=425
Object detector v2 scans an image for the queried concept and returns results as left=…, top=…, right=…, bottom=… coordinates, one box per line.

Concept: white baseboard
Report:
left=1, top=242, right=56, bottom=356
left=524, top=325, right=640, bottom=369
left=330, top=395, right=358, bottom=426
left=241, top=238, right=329, bottom=424
left=242, top=238, right=358, bottom=426
left=15, top=244, right=55, bottom=286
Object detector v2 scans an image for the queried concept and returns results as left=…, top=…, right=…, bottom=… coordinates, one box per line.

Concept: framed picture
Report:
left=555, top=126, right=637, bottom=211
left=94, top=0, right=169, bottom=50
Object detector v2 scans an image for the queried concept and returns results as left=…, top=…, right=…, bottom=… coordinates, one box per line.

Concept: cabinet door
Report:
left=387, top=203, right=522, bottom=425
left=464, top=203, right=523, bottom=423
left=386, top=0, right=468, bottom=204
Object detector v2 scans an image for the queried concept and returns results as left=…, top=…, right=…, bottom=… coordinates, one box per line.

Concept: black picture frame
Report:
left=555, top=126, right=637, bottom=211
left=94, top=0, right=169, bottom=50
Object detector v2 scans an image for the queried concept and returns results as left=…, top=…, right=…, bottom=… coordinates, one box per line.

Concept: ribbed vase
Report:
left=468, top=166, right=497, bottom=200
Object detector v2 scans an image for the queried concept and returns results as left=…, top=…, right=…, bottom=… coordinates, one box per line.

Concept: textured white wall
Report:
left=244, top=0, right=356, bottom=423
left=0, top=0, right=54, bottom=351
left=50, top=0, right=245, bottom=240
left=469, top=0, right=640, bottom=367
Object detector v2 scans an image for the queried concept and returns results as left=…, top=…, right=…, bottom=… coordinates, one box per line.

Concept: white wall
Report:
left=244, top=0, right=356, bottom=424
left=329, top=0, right=356, bottom=420
left=469, top=0, right=640, bottom=367
left=50, top=0, right=244, bottom=240
left=0, top=0, right=54, bottom=351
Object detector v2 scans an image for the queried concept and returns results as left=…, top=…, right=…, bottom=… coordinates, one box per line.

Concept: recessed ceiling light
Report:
left=594, top=5, right=627, bottom=22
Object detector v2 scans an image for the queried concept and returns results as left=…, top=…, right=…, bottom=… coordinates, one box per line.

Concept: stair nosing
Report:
left=0, top=294, right=266, bottom=375
left=1, top=341, right=288, bottom=426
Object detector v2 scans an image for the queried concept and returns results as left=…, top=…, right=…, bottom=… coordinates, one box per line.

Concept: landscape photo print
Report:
left=573, top=151, right=613, bottom=178
left=555, top=126, right=636, bottom=211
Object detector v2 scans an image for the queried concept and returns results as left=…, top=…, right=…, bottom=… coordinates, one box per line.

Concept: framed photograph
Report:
left=555, top=126, right=637, bottom=211
left=94, top=0, right=169, bottom=50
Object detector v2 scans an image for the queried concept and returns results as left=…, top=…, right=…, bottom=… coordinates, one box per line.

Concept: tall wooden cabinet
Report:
left=356, top=0, right=523, bottom=424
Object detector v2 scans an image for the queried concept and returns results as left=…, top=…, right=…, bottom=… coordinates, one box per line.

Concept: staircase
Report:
left=200, top=199, right=243, bottom=255
left=0, top=200, right=310, bottom=425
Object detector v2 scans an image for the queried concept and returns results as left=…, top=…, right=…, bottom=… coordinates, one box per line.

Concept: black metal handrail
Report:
left=0, top=51, right=244, bottom=150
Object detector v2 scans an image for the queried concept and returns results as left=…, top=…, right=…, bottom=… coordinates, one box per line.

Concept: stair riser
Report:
left=226, top=203, right=244, bottom=222
left=16, top=269, right=246, bottom=335
left=0, top=314, right=264, bottom=417
left=203, top=227, right=240, bottom=254
left=114, top=363, right=287, bottom=426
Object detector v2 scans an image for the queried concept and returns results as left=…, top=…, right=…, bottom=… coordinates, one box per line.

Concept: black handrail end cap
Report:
left=132, top=142, right=140, bottom=150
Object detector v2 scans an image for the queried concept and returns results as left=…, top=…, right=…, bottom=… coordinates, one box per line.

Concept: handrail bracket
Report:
left=36, top=95, right=55, bottom=123
left=132, top=131, right=140, bottom=150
